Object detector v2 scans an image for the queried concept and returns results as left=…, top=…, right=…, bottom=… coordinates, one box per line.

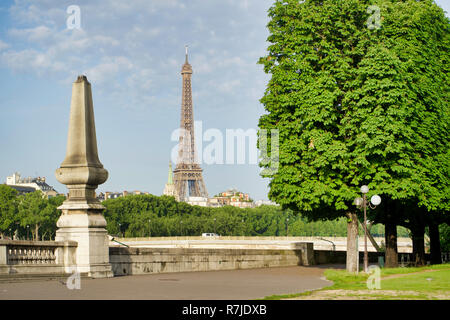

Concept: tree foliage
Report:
left=0, top=186, right=412, bottom=239
left=102, top=194, right=410, bottom=238
left=0, top=186, right=64, bottom=240
left=257, top=0, right=449, bottom=226
left=0, top=185, right=18, bottom=235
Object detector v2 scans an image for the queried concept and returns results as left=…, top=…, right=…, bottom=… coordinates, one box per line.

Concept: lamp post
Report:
left=180, top=220, right=183, bottom=236
left=148, top=219, right=151, bottom=238
left=27, top=225, right=29, bottom=240
left=354, top=185, right=381, bottom=273
left=214, top=218, right=216, bottom=234
left=241, top=219, right=245, bottom=236
left=286, top=218, right=289, bottom=236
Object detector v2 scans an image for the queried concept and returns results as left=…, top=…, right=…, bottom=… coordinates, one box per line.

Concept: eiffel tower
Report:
left=173, top=46, right=208, bottom=202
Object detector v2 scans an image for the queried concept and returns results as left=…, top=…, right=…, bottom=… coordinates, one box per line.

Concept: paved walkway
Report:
left=0, top=265, right=339, bottom=300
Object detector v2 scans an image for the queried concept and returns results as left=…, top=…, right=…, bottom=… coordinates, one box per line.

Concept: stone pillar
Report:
left=55, top=75, right=113, bottom=278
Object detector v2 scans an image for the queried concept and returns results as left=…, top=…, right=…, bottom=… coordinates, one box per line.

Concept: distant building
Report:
left=97, top=190, right=150, bottom=201
left=5, top=172, right=58, bottom=198
left=186, top=196, right=209, bottom=207
left=6, top=185, right=36, bottom=195
left=254, top=200, right=279, bottom=207
left=163, top=162, right=178, bottom=198
left=211, top=188, right=255, bottom=208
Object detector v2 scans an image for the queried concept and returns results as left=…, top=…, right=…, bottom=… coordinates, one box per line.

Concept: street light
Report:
left=27, top=225, right=29, bottom=240
left=214, top=218, right=216, bottom=234
left=180, top=220, right=183, bottom=236
left=148, top=219, right=151, bottom=238
left=286, top=218, right=289, bottom=236
left=354, top=185, right=381, bottom=273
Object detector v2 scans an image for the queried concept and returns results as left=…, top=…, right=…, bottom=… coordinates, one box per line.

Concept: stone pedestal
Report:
left=55, top=209, right=113, bottom=278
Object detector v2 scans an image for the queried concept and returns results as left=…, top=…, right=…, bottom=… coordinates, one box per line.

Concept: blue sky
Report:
left=0, top=0, right=448, bottom=200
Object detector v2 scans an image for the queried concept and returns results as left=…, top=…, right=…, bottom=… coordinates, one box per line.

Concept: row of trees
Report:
left=1, top=185, right=414, bottom=240
left=0, top=185, right=64, bottom=240
left=104, top=194, right=404, bottom=238
left=1, top=185, right=449, bottom=260
left=258, top=0, right=449, bottom=267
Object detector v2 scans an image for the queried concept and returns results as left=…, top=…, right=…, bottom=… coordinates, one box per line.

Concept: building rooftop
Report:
left=7, top=185, right=37, bottom=194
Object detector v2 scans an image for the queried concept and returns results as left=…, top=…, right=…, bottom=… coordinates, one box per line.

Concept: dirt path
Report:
left=287, top=289, right=449, bottom=300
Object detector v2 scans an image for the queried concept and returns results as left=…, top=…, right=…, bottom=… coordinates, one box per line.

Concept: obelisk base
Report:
left=55, top=208, right=113, bottom=278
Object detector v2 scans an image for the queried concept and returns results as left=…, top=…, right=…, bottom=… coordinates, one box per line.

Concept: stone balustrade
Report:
left=7, top=244, right=56, bottom=265
left=0, top=240, right=78, bottom=276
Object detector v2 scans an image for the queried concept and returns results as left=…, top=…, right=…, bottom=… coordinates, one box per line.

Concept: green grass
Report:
left=261, top=263, right=450, bottom=300
left=323, top=269, right=369, bottom=290
left=323, top=263, right=450, bottom=290
left=379, top=263, right=450, bottom=275
left=381, top=269, right=450, bottom=292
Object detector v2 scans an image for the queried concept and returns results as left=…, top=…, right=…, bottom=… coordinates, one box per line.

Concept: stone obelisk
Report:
left=55, top=75, right=113, bottom=278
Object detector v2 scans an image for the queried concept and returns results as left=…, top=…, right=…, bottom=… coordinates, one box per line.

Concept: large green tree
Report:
left=17, top=191, right=54, bottom=241
left=360, top=0, right=450, bottom=265
left=40, top=195, right=65, bottom=240
left=258, top=0, right=449, bottom=268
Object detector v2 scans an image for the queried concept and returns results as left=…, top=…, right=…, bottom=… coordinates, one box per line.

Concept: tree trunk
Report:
left=385, top=219, right=398, bottom=268
left=411, top=222, right=426, bottom=266
left=360, top=220, right=382, bottom=252
left=35, top=224, right=40, bottom=241
left=429, top=222, right=442, bottom=265
left=346, top=212, right=359, bottom=273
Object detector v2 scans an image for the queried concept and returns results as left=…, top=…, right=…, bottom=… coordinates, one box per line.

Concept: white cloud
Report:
left=218, top=79, right=241, bottom=93
left=1, top=0, right=272, bottom=111
left=1, top=48, right=65, bottom=75
left=9, top=25, right=53, bottom=42
left=0, top=40, right=9, bottom=51
left=86, top=56, right=133, bottom=84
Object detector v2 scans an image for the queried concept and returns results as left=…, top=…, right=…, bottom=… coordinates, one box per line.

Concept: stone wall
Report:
left=112, top=236, right=413, bottom=253
left=109, top=243, right=314, bottom=276
left=314, top=250, right=384, bottom=265
left=313, top=250, right=437, bottom=266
